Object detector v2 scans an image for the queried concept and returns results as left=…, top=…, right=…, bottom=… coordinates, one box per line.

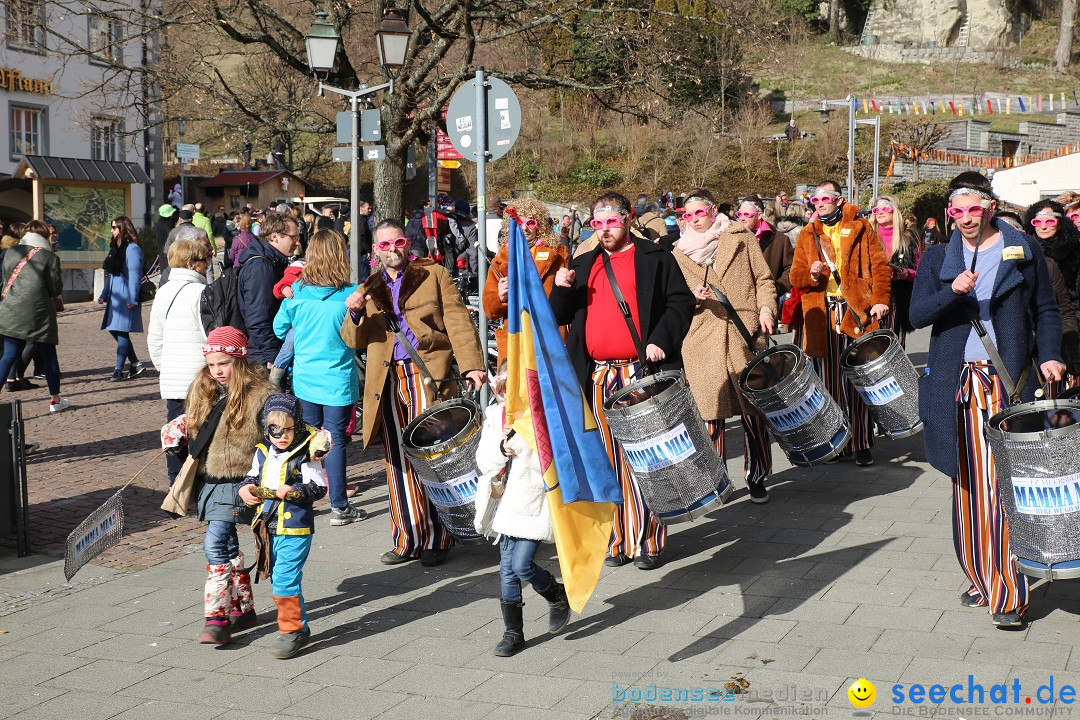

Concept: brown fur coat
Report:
left=202, top=380, right=275, bottom=480
left=674, top=225, right=777, bottom=420
left=482, top=241, right=570, bottom=365
left=789, top=203, right=891, bottom=358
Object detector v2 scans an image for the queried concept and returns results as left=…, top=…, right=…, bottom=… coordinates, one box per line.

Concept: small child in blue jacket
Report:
left=238, top=394, right=329, bottom=659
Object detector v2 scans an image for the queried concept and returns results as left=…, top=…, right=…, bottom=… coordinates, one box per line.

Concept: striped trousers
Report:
left=954, top=362, right=1028, bottom=616
left=591, top=360, right=666, bottom=560
left=797, top=298, right=875, bottom=455
left=704, top=415, right=771, bottom=486
left=378, top=360, right=453, bottom=557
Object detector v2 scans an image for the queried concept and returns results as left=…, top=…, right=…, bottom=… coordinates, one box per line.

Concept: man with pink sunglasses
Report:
left=910, top=171, right=1064, bottom=630
left=341, top=219, right=487, bottom=568
left=790, top=181, right=892, bottom=467
left=550, top=191, right=694, bottom=571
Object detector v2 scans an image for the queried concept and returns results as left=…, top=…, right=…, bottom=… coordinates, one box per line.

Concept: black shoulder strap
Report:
left=188, top=396, right=227, bottom=460
left=811, top=228, right=867, bottom=333
left=599, top=250, right=651, bottom=373
left=709, top=284, right=757, bottom=350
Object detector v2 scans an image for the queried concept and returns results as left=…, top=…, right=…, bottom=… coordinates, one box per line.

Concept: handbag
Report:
left=138, top=258, right=159, bottom=303
left=160, top=454, right=202, bottom=517
left=780, top=287, right=805, bottom=326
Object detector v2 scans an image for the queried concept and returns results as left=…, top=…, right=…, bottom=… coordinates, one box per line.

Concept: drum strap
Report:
left=600, top=251, right=651, bottom=375
left=381, top=312, right=438, bottom=392
left=708, top=284, right=757, bottom=351
left=962, top=304, right=1030, bottom=405
left=811, top=229, right=867, bottom=333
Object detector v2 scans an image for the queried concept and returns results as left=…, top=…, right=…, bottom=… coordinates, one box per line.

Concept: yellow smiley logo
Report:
left=848, top=678, right=876, bottom=709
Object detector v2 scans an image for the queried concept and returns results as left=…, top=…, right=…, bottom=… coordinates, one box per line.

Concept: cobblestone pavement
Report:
left=2, top=308, right=1080, bottom=720
left=13, top=302, right=383, bottom=574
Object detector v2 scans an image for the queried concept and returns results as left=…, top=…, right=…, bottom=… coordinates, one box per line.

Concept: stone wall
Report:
left=846, top=44, right=1020, bottom=67
left=861, top=0, right=1018, bottom=51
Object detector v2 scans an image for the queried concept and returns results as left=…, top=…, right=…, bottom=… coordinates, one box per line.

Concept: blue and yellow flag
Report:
left=504, top=215, right=620, bottom=612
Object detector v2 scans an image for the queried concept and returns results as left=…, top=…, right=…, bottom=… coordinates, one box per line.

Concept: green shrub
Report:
left=568, top=158, right=620, bottom=189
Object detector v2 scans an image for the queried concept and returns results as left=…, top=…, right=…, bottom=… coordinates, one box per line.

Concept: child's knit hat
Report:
left=263, top=393, right=304, bottom=425
left=203, top=326, right=248, bottom=357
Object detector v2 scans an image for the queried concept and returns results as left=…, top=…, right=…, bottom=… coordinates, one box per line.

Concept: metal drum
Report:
left=738, top=344, right=850, bottom=466
left=402, top=397, right=487, bottom=543
left=603, top=371, right=731, bottom=524
left=840, top=329, right=923, bottom=439
left=985, top=400, right=1080, bottom=581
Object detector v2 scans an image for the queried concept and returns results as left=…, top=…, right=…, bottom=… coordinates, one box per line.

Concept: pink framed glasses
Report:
left=375, top=237, right=409, bottom=251
left=520, top=218, right=540, bottom=230
left=589, top=216, right=626, bottom=230
left=945, top=205, right=986, bottom=220
left=809, top=195, right=839, bottom=206
left=871, top=206, right=894, bottom=215
left=1068, top=212, right=1080, bottom=223
left=680, top=208, right=712, bottom=222
left=734, top=211, right=759, bottom=221
left=1031, top=217, right=1059, bottom=228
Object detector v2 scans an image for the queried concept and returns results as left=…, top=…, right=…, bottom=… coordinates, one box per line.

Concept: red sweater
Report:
left=585, top=245, right=641, bottom=361
left=273, top=263, right=304, bottom=299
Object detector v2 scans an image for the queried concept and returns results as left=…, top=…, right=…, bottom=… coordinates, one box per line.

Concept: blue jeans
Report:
left=204, top=519, right=239, bottom=565
left=273, top=329, right=295, bottom=369
left=0, top=337, right=59, bottom=395
left=499, top=535, right=553, bottom=603
left=299, top=400, right=351, bottom=510
left=109, top=330, right=139, bottom=371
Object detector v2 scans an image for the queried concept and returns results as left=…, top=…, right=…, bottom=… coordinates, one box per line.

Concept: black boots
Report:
left=494, top=601, right=526, bottom=657
left=537, top=579, right=570, bottom=634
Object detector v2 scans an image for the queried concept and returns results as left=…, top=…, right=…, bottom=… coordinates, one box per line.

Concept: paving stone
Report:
left=117, top=666, right=238, bottom=703
left=464, top=670, right=583, bottom=708
left=72, top=633, right=187, bottom=662
left=288, top=653, right=407, bottom=688
left=4, top=626, right=115, bottom=655
left=967, top=635, right=1072, bottom=671
left=482, top=707, right=593, bottom=720
left=205, top=679, right=324, bottom=715
left=695, top=617, right=798, bottom=643
left=108, top=699, right=228, bottom=720
left=548, top=650, right=659, bottom=683
left=780, top=621, right=882, bottom=652
left=821, top=582, right=912, bottom=606
left=41, top=657, right=167, bottom=693
left=0, top=651, right=91, bottom=685
left=845, top=603, right=943, bottom=631
left=6, top=690, right=143, bottom=720
left=708, top=638, right=818, bottom=672
left=871, top=628, right=975, bottom=661
left=381, top=634, right=490, bottom=666
left=764, top=597, right=859, bottom=623
left=803, top=648, right=913, bottom=682
left=0, top=685, right=67, bottom=720
left=376, top=662, right=495, bottom=698
left=375, top=695, right=496, bottom=720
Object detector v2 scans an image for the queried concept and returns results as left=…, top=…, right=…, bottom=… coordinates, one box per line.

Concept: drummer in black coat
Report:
left=550, top=191, right=694, bottom=571
left=909, top=171, right=1064, bottom=630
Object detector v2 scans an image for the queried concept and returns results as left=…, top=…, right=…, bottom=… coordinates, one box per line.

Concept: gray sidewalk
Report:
left=2, top=327, right=1079, bottom=720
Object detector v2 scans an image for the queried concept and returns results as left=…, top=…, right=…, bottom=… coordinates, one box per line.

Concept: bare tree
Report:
left=829, top=0, right=841, bottom=44
left=1056, top=0, right=1076, bottom=72
left=890, top=119, right=950, bottom=182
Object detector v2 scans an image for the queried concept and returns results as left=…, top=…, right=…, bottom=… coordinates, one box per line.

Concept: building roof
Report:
left=200, top=170, right=304, bottom=189
left=14, top=156, right=151, bottom=184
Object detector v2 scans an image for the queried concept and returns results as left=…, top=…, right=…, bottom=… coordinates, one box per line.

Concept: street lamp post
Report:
left=819, top=96, right=856, bottom=199
left=856, top=115, right=882, bottom=203
left=305, top=9, right=410, bottom=284
left=177, top=116, right=188, bottom=206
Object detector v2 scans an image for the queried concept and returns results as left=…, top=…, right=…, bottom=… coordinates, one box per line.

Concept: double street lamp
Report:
left=818, top=96, right=882, bottom=204
left=305, top=9, right=410, bottom=283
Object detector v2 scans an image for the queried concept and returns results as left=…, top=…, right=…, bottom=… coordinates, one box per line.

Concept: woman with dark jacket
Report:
left=0, top=219, right=67, bottom=412
left=909, top=172, right=1064, bottom=629
left=1023, top=199, right=1080, bottom=388
left=99, top=216, right=145, bottom=381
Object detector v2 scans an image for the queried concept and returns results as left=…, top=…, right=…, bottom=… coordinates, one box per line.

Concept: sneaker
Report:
left=108, top=369, right=126, bottom=382
left=420, top=548, right=449, bottom=567
left=748, top=479, right=770, bottom=504
left=604, top=553, right=631, bottom=568
left=198, top=618, right=232, bottom=645
left=633, top=554, right=661, bottom=570
left=380, top=550, right=417, bottom=565
left=854, top=449, right=874, bottom=467
left=992, top=611, right=1025, bottom=629
left=329, top=505, right=367, bottom=526
left=129, top=362, right=147, bottom=379
left=269, top=627, right=311, bottom=659
left=960, top=591, right=985, bottom=608
left=49, top=398, right=71, bottom=414
left=7, top=379, right=38, bottom=391
left=229, top=609, right=258, bottom=632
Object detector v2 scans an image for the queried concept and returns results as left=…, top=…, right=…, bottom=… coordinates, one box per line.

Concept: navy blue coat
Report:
left=909, top=221, right=1062, bottom=477
left=237, top=237, right=288, bottom=365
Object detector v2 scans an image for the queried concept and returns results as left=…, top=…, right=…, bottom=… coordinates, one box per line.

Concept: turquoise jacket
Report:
left=273, top=282, right=360, bottom=407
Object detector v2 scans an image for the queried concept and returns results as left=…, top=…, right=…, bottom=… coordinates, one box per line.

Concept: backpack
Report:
left=200, top=255, right=269, bottom=334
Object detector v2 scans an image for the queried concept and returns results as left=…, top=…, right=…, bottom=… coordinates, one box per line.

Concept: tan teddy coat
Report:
left=673, top=223, right=778, bottom=421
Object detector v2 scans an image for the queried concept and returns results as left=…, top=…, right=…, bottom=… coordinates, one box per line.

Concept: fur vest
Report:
left=200, top=380, right=276, bottom=481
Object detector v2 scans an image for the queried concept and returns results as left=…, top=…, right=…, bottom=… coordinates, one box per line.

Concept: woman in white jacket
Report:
left=147, top=237, right=210, bottom=485
left=474, top=365, right=569, bottom=657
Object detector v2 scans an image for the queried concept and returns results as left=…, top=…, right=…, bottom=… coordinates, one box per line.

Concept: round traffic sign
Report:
left=445, top=75, right=522, bottom=162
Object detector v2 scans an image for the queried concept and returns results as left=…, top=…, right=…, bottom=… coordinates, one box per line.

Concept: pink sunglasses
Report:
left=589, top=215, right=626, bottom=230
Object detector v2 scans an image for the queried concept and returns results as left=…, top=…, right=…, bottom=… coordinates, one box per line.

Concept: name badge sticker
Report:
left=840, top=228, right=853, bottom=236
left=536, top=251, right=550, bottom=260
left=1002, top=246, right=1025, bottom=261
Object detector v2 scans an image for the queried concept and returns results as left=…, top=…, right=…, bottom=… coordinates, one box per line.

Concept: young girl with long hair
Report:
left=867, top=195, right=922, bottom=348
left=164, top=326, right=275, bottom=645
left=99, top=215, right=145, bottom=380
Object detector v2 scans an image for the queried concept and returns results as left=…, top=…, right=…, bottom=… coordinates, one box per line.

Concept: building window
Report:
left=10, top=103, right=46, bottom=160
left=5, top=0, right=45, bottom=51
left=91, top=117, right=123, bottom=161
left=87, top=13, right=122, bottom=64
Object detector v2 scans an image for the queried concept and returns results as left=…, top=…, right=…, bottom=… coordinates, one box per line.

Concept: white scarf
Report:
left=676, top=214, right=730, bottom=265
